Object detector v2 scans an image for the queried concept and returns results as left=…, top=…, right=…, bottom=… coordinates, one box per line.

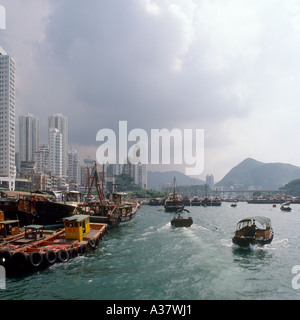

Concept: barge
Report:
left=0, top=215, right=109, bottom=275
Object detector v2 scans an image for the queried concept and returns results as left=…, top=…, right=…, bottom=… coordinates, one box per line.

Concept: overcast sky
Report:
left=1, top=0, right=300, bottom=182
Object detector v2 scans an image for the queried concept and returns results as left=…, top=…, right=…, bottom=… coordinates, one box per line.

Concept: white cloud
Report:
left=142, top=0, right=161, bottom=15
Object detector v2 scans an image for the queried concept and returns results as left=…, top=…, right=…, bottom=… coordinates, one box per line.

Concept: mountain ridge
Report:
left=216, top=158, right=300, bottom=189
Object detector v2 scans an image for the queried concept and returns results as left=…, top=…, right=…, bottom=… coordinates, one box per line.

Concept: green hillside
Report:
left=216, top=158, right=300, bottom=190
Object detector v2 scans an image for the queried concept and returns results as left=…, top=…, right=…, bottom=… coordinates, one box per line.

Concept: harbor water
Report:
left=1, top=202, right=300, bottom=300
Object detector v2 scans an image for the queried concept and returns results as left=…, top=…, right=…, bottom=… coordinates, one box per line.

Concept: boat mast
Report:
left=86, top=162, right=105, bottom=204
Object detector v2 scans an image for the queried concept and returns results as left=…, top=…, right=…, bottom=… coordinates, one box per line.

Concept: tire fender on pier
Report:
left=45, top=250, right=57, bottom=264
left=69, top=248, right=78, bottom=259
left=79, top=244, right=87, bottom=255
left=0, top=250, right=11, bottom=263
left=29, top=252, right=43, bottom=267
left=57, top=249, right=69, bottom=263
left=11, top=252, right=28, bottom=269
left=88, top=237, right=99, bottom=249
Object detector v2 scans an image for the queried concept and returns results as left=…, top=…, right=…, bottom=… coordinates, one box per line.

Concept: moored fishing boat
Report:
left=77, top=162, right=140, bottom=226
left=77, top=192, right=140, bottom=226
left=149, top=198, right=165, bottom=206
left=232, top=216, right=274, bottom=248
left=182, top=196, right=191, bottom=206
left=1, top=215, right=109, bottom=275
left=190, top=196, right=201, bottom=206
left=17, top=191, right=83, bottom=226
left=0, top=191, right=57, bottom=226
left=201, top=196, right=222, bottom=206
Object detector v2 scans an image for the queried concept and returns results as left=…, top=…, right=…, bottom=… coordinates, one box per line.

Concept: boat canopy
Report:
left=236, top=216, right=271, bottom=230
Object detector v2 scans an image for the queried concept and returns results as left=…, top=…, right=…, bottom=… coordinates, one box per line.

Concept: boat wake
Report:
left=272, top=238, right=289, bottom=247
left=190, top=224, right=209, bottom=231
left=220, top=238, right=233, bottom=248
left=157, top=222, right=171, bottom=233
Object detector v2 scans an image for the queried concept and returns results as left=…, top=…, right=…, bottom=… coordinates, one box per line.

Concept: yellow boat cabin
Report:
left=64, top=215, right=90, bottom=242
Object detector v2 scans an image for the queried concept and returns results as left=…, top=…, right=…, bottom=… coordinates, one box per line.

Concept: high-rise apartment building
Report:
left=48, top=113, right=68, bottom=177
left=67, top=147, right=81, bottom=185
left=0, top=47, right=16, bottom=190
left=49, top=128, right=62, bottom=177
left=34, top=144, right=50, bottom=173
left=19, top=113, right=39, bottom=162
left=135, top=163, right=147, bottom=190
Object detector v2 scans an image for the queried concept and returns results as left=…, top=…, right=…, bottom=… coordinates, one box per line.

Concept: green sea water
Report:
left=1, top=202, right=300, bottom=300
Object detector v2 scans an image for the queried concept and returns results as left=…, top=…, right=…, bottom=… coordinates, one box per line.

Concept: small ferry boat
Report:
left=232, top=216, right=274, bottom=248
left=280, top=202, right=292, bottom=212
left=231, top=201, right=237, bottom=208
left=170, top=209, right=193, bottom=228
left=164, top=177, right=184, bottom=212
left=0, top=215, right=109, bottom=275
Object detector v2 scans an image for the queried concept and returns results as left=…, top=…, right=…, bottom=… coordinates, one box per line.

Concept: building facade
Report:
left=135, top=163, right=147, bottom=189
left=49, top=128, right=62, bottom=177
left=0, top=47, right=16, bottom=189
left=67, top=148, right=81, bottom=185
left=34, top=144, right=50, bottom=174
left=19, top=113, right=39, bottom=162
left=48, top=113, right=68, bottom=177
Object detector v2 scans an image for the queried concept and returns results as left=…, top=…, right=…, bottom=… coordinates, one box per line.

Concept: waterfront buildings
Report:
left=0, top=46, right=147, bottom=191
left=0, top=47, right=16, bottom=190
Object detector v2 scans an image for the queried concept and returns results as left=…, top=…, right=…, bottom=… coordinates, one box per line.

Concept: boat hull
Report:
left=171, top=217, right=193, bottom=227
left=232, top=233, right=273, bottom=247
left=33, top=201, right=77, bottom=225
left=83, top=202, right=140, bottom=227
left=165, top=206, right=184, bottom=212
left=280, top=207, right=292, bottom=212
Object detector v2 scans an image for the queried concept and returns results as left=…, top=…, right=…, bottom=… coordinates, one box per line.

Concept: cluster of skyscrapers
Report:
left=16, top=113, right=80, bottom=189
left=0, top=47, right=147, bottom=191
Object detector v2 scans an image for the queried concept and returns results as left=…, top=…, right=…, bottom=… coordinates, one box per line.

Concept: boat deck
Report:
left=83, top=228, right=101, bottom=240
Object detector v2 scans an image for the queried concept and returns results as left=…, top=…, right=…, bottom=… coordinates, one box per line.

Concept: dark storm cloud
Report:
left=31, top=0, right=250, bottom=147
left=4, top=0, right=300, bottom=179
